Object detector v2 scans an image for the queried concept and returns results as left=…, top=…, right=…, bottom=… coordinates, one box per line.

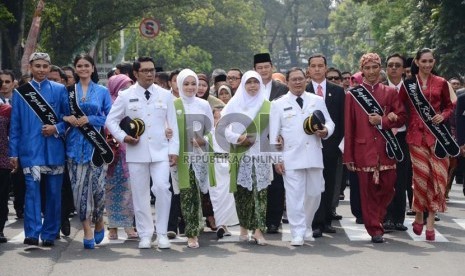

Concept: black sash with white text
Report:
left=349, top=85, right=404, bottom=162
left=68, top=86, right=114, bottom=166
left=403, top=77, right=459, bottom=158
left=16, top=82, right=59, bottom=125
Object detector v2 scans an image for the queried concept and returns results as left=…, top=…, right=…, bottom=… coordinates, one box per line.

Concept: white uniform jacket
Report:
left=106, top=82, right=179, bottom=163
left=269, top=91, right=334, bottom=170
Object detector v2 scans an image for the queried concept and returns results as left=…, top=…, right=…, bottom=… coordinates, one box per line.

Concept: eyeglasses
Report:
left=139, top=68, right=155, bottom=74
left=327, top=76, right=341, bottom=81
left=387, top=63, right=403, bottom=69
left=227, top=76, right=240, bottom=81
left=1, top=80, right=11, bottom=84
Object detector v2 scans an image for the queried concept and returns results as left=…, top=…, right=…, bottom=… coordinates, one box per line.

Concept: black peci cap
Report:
left=254, top=53, right=272, bottom=65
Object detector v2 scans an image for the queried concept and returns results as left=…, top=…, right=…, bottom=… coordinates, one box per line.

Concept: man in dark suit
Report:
left=253, top=53, right=288, bottom=233
left=305, top=54, right=345, bottom=238
left=455, top=93, right=465, bottom=196
left=383, top=53, right=410, bottom=231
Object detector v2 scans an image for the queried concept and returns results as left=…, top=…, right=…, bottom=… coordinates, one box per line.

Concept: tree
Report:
left=0, top=0, right=30, bottom=74
left=110, top=0, right=265, bottom=73
left=430, top=0, right=465, bottom=78
left=172, top=0, right=265, bottom=71
left=262, top=0, right=335, bottom=70
left=331, top=0, right=465, bottom=78
left=328, top=0, right=374, bottom=72
left=0, top=0, right=202, bottom=74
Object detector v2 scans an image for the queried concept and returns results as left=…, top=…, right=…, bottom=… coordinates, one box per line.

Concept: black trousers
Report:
left=266, top=167, right=285, bottom=227
left=349, top=171, right=362, bottom=219
left=167, top=175, right=185, bottom=234
left=386, top=131, right=411, bottom=224
left=61, top=164, right=74, bottom=221
left=0, top=169, right=11, bottom=232
left=11, top=167, right=25, bottom=215
left=313, top=150, right=340, bottom=230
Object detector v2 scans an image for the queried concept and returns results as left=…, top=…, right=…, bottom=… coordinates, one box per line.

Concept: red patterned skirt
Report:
left=409, top=145, right=448, bottom=212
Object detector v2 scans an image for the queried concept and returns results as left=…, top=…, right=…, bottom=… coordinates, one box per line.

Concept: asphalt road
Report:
left=1, top=183, right=464, bottom=276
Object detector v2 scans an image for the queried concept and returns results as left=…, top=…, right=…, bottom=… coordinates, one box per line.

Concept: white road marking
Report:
left=404, top=218, right=448, bottom=242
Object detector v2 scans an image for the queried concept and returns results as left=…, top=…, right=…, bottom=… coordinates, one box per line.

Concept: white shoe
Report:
left=157, top=234, right=171, bottom=249
left=290, top=236, right=304, bottom=246
left=138, top=237, right=152, bottom=249
left=304, top=231, right=315, bottom=242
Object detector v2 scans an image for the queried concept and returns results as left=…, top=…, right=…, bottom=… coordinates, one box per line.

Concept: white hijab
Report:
left=221, top=70, right=266, bottom=120
left=177, top=69, right=199, bottom=104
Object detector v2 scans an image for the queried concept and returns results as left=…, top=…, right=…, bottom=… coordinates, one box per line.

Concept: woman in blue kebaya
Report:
left=63, top=54, right=112, bottom=249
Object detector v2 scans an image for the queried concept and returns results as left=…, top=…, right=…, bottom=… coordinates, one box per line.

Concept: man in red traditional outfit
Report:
left=343, top=53, right=407, bottom=243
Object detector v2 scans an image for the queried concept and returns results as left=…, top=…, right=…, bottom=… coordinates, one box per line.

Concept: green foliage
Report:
left=0, top=3, right=15, bottom=27
left=328, top=0, right=374, bottom=72
left=262, top=0, right=335, bottom=70
left=111, top=0, right=265, bottom=73
left=329, top=0, right=465, bottom=78
left=2, top=0, right=463, bottom=79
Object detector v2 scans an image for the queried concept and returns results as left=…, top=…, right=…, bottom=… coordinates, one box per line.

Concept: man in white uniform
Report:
left=269, top=68, right=334, bottom=246
left=106, top=56, right=179, bottom=249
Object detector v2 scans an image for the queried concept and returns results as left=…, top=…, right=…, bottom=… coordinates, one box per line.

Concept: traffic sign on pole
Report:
left=139, top=18, right=160, bottom=39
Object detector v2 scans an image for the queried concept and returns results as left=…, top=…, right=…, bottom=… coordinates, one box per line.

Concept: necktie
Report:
left=296, top=96, right=303, bottom=108
left=145, top=90, right=151, bottom=100
left=317, top=85, right=323, bottom=97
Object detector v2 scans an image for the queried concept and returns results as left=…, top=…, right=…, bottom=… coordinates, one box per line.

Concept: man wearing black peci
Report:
left=253, top=53, right=288, bottom=233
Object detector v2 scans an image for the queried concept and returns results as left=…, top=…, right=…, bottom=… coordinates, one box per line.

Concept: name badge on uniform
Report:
left=284, top=107, right=292, bottom=111
left=155, top=103, right=167, bottom=109
left=129, top=98, right=139, bottom=102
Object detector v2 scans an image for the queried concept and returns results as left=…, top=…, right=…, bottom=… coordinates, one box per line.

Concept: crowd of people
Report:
left=0, top=48, right=464, bottom=249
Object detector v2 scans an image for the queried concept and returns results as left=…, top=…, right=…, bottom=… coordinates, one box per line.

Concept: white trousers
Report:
left=208, top=159, right=239, bottom=226
left=283, top=168, right=323, bottom=238
left=128, top=161, right=171, bottom=238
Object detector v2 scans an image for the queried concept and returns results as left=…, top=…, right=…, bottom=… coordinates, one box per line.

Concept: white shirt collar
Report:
left=388, top=79, right=403, bottom=92
left=264, top=81, right=272, bottom=100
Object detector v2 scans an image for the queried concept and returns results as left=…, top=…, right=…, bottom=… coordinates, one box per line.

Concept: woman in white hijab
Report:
left=221, top=70, right=272, bottom=245
left=173, top=69, right=214, bottom=248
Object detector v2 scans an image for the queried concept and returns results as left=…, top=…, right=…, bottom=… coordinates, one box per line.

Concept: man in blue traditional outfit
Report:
left=9, top=52, right=69, bottom=247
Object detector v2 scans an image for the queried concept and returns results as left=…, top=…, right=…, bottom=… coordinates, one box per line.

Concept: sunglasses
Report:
left=327, top=76, right=341, bottom=81
left=387, top=63, right=403, bottom=69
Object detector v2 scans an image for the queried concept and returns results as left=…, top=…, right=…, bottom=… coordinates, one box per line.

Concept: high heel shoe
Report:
left=94, top=228, right=105, bottom=244
left=412, top=221, right=424, bottom=236
left=425, top=229, right=435, bottom=241
left=251, top=235, right=267, bottom=246
left=83, top=238, right=95, bottom=249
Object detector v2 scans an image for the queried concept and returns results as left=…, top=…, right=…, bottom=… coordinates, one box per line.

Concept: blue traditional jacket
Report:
left=9, top=79, right=69, bottom=167
left=65, top=81, right=112, bottom=163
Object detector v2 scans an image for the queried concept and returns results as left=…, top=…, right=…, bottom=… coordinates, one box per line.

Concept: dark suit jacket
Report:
left=270, top=80, right=288, bottom=101
left=306, top=81, right=345, bottom=153
left=456, top=93, right=465, bottom=146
